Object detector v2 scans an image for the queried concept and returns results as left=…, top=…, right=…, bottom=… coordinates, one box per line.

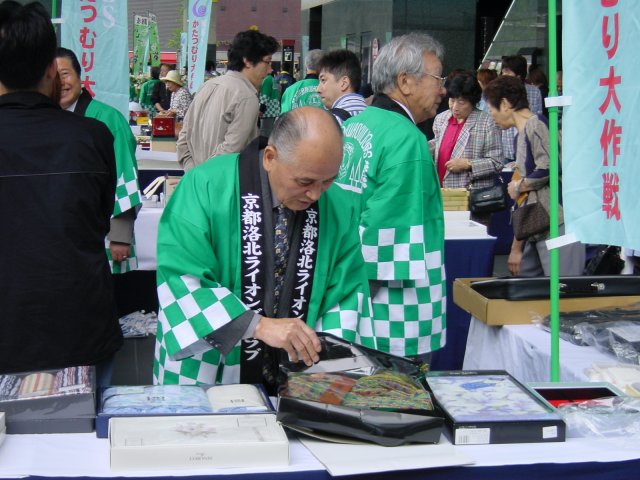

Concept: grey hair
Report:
left=372, top=33, right=444, bottom=94
left=268, top=109, right=342, bottom=163
left=305, top=49, right=324, bottom=72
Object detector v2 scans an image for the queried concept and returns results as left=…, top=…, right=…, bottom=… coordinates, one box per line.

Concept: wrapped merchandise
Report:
left=539, top=303, right=640, bottom=346
left=277, top=333, right=443, bottom=447
left=118, top=310, right=158, bottom=337
left=557, top=396, right=640, bottom=438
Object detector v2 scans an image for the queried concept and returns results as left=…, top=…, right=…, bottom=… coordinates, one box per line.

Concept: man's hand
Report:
left=109, top=241, right=131, bottom=262
left=253, top=317, right=321, bottom=366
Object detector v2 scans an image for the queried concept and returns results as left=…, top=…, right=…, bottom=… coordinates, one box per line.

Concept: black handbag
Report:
left=469, top=176, right=508, bottom=214
left=511, top=201, right=550, bottom=240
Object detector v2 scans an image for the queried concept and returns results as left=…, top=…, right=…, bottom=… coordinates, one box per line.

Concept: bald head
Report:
left=264, top=107, right=344, bottom=211
left=269, top=106, right=343, bottom=167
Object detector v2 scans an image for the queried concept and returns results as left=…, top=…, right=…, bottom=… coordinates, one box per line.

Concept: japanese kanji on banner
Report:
left=61, top=1, right=130, bottom=119
left=148, top=12, right=161, bottom=68
left=563, top=0, right=640, bottom=250
left=187, top=0, right=212, bottom=95
left=132, top=14, right=149, bottom=76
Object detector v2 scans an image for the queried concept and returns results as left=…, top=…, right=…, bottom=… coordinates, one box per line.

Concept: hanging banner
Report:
left=187, top=0, right=212, bottom=94
left=563, top=0, right=640, bottom=250
left=61, top=0, right=129, bottom=119
left=132, top=14, right=149, bottom=76
left=148, top=12, right=161, bottom=68
left=180, top=31, right=188, bottom=72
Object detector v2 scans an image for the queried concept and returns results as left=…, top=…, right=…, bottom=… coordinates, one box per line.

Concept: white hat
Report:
left=160, top=70, right=184, bottom=87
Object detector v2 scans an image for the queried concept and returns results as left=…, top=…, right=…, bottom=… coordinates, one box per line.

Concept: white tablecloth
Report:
left=1, top=430, right=639, bottom=478
left=463, top=318, right=616, bottom=383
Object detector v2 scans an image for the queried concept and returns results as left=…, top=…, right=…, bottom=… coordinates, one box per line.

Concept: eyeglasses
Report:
left=423, top=72, right=446, bottom=87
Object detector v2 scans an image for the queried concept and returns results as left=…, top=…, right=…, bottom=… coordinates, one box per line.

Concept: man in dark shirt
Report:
left=0, top=1, right=122, bottom=374
left=151, top=63, right=172, bottom=113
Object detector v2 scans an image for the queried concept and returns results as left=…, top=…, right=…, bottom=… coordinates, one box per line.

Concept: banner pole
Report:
left=548, top=0, right=561, bottom=382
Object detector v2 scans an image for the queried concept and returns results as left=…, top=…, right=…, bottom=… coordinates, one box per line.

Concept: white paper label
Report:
left=455, top=428, right=490, bottom=445
left=542, top=426, right=558, bottom=439
left=608, top=325, right=640, bottom=343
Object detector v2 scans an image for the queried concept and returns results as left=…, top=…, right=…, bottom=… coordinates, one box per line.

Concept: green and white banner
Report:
left=187, top=0, right=212, bottom=94
left=148, top=12, right=161, bottom=68
left=61, top=0, right=130, bottom=118
left=132, top=14, right=149, bottom=76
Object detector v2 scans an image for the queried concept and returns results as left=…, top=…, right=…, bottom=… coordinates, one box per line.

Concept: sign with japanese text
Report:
left=61, top=0, right=129, bottom=118
left=187, top=0, right=212, bottom=94
left=132, top=14, right=149, bottom=76
left=148, top=12, right=161, bottom=68
left=563, top=0, right=640, bottom=249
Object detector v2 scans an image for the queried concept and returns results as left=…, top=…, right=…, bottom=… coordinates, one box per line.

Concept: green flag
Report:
left=132, top=14, right=149, bottom=76
left=148, top=12, right=161, bottom=68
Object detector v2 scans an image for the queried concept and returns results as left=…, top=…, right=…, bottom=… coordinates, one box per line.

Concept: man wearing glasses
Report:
left=154, top=107, right=373, bottom=390
left=335, top=33, right=447, bottom=363
left=177, top=30, right=279, bottom=171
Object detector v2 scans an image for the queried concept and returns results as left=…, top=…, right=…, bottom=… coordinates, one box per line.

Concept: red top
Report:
left=437, top=115, right=466, bottom=185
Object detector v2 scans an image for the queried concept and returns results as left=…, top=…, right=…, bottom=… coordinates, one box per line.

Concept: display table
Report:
left=462, top=318, right=616, bottom=382
left=135, top=148, right=183, bottom=191
left=1, top=430, right=639, bottom=480
left=127, top=208, right=496, bottom=371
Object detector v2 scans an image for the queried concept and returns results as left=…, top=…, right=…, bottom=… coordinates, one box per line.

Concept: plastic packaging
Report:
left=557, top=396, right=640, bottom=438
left=118, top=310, right=158, bottom=337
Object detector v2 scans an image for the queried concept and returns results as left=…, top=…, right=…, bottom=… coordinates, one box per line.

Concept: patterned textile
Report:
left=260, top=75, right=281, bottom=118
left=283, top=370, right=433, bottom=410
left=280, top=77, right=323, bottom=113
left=153, top=152, right=373, bottom=385
left=170, top=87, right=193, bottom=119
left=430, top=108, right=503, bottom=190
left=331, top=93, right=367, bottom=125
left=81, top=92, right=142, bottom=274
left=336, top=95, right=446, bottom=357
left=273, top=205, right=290, bottom=313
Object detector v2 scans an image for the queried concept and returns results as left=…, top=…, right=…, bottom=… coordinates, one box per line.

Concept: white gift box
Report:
left=109, top=414, right=289, bottom=470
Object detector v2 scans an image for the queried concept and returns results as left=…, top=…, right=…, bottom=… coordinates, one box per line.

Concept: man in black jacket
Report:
left=0, top=1, right=122, bottom=376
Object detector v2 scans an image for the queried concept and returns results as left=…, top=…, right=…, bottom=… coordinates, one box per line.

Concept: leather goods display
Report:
left=276, top=333, right=444, bottom=447
left=469, top=176, right=508, bottom=214
left=511, top=201, right=550, bottom=240
left=470, top=276, right=640, bottom=301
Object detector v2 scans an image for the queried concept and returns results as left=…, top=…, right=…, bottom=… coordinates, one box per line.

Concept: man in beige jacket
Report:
left=177, top=30, right=279, bottom=171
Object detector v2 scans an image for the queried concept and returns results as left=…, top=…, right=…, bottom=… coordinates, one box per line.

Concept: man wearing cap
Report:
left=154, top=107, right=373, bottom=389
left=177, top=30, right=280, bottom=171
left=56, top=47, right=142, bottom=273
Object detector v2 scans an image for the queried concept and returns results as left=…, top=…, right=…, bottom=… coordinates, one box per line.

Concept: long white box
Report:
left=109, top=414, right=289, bottom=470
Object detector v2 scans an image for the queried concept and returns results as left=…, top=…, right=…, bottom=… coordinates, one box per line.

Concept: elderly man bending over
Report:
left=154, top=107, right=373, bottom=392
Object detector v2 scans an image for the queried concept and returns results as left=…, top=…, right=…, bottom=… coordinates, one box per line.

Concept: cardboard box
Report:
left=0, top=366, right=96, bottom=434
left=427, top=370, right=566, bottom=445
left=151, top=137, right=177, bottom=153
left=109, top=414, right=289, bottom=470
left=453, top=277, right=640, bottom=325
left=96, top=384, right=274, bottom=438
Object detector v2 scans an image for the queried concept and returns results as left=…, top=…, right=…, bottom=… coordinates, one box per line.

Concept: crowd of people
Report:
left=1, top=1, right=589, bottom=390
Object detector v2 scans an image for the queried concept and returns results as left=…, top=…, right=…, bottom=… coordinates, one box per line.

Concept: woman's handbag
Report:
left=469, top=175, right=508, bottom=214
left=511, top=201, right=550, bottom=240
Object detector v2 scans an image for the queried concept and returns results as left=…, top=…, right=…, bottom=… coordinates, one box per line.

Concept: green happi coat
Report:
left=336, top=94, right=447, bottom=357
left=153, top=151, right=373, bottom=385
left=80, top=91, right=142, bottom=273
left=280, top=77, right=323, bottom=113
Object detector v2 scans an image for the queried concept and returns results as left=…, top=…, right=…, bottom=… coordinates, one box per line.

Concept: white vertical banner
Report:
left=61, top=0, right=129, bottom=118
left=187, top=0, right=212, bottom=94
